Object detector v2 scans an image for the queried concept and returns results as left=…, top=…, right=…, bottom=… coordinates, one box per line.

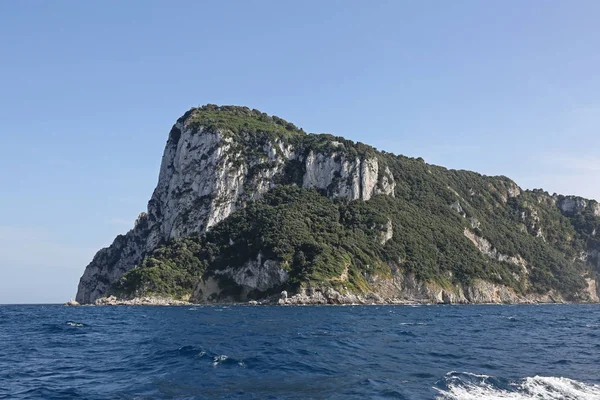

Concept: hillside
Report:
left=77, top=105, right=600, bottom=304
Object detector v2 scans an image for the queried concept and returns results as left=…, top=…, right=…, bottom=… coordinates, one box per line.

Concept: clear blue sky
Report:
left=1, top=1, right=599, bottom=303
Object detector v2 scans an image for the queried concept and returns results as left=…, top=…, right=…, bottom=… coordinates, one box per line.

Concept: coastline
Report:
left=81, top=290, right=599, bottom=307
left=91, top=296, right=191, bottom=306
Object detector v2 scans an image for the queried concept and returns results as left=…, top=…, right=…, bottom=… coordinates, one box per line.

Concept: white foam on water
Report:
left=212, top=355, right=228, bottom=366
left=521, top=376, right=600, bottom=399
left=436, top=372, right=600, bottom=400
left=66, top=322, right=84, bottom=327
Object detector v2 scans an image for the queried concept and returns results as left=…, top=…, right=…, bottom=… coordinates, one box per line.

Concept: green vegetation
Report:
left=181, top=104, right=304, bottom=140
left=110, top=106, right=600, bottom=301
left=175, top=105, right=379, bottom=161
left=110, top=238, right=206, bottom=300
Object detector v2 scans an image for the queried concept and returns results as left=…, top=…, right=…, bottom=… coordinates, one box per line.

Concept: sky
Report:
left=1, top=1, right=599, bottom=303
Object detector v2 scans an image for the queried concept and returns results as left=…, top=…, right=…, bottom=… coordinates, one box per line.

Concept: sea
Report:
left=1, top=304, right=600, bottom=399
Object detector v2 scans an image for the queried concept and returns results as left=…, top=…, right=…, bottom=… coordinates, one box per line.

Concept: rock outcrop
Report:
left=193, top=252, right=289, bottom=302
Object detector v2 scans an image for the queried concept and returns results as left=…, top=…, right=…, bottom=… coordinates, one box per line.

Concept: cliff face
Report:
left=76, top=107, right=394, bottom=303
left=77, top=105, right=600, bottom=305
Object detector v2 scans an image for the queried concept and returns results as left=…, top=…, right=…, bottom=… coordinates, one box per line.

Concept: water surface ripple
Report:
left=1, top=304, right=599, bottom=399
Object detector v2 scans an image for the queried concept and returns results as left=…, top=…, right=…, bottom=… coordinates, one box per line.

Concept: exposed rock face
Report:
left=277, top=275, right=568, bottom=305
left=507, top=183, right=521, bottom=199
left=76, top=114, right=396, bottom=304
left=216, top=254, right=288, bottom=293
left=193, top=252, right=289, bottom=301
left=189, top=265, right=581, bottom=305
left=192, top=277, right=221, bottom=302
left=463, top=229, right=528, bottom=272
left=302, top=151, right=394, bottom=200
left=76, top=216, right=153, bottom=305
left=450, top=201, right=465, bottom=217
left=280, top=287, right=365, bottom=305
left=558, top=197, right=588, bottom=214
left=584, top=278, right=600, bottom=303
left=379, top=219, right=394, bottom=245
left=594, top=203, right=600, bottom=217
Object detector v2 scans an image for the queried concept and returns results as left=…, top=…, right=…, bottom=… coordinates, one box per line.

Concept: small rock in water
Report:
left=64, top=300, right=80, bottom=306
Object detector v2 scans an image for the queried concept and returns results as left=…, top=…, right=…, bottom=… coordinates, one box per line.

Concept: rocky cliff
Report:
left=77, top=105, right=600, bottom=304
left=76, top=106, right=394, bottom=303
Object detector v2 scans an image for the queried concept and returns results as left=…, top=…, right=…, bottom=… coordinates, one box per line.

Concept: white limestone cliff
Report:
left=558, top=197, right=588, bottom=214
left=76, top=114, right=395, bottom=304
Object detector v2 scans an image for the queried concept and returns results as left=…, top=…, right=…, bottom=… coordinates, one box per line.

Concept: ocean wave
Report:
left=212, top=355, right=228, bottom=366
left=4, top=304, right=600, bottom=399
left=157, top=346, right=246, bottom=369
left=396, top=330, right=417, bottom=337
left=435, top=371, right=600, bottom=399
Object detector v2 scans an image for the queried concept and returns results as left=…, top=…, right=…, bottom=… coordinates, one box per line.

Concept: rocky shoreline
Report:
left=92, top=296, right=191, bottom=306
left=79, top=286, right=587, bottom=307
left=275, top=287, right=573, bottom=306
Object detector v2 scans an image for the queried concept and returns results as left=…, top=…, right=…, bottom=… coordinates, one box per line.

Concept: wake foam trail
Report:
left=435, top=372, right=600, bottom=400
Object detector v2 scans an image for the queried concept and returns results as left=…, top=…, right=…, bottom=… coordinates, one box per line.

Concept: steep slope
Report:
left=76, top=106, right=394, bottom=303
left=77, top=105, right=600, bottom=304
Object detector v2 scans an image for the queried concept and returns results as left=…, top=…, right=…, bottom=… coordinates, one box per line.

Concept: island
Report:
left=76, top=105, right=600, bottom=305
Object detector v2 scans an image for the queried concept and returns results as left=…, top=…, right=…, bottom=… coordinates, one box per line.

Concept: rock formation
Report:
left=77, top=105, right=600, bottom=305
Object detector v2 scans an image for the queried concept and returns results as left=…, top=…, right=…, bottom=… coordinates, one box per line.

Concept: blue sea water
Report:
left=1, top=304, right=600, bottom=399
